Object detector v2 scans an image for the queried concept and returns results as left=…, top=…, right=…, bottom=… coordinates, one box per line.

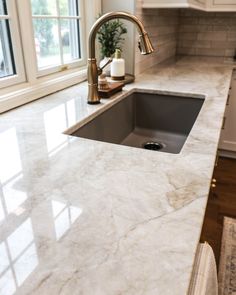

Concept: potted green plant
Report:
left=97, top=18, right=127, bottom=75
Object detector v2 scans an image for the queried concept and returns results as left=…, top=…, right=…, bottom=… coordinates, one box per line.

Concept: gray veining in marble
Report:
left=0, top=56, right=233, bottom=295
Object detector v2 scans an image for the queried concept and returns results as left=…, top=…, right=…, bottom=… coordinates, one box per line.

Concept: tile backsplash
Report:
left=135, top=2, right=179, bottom=75
left=132, top=6, right=236, bottom=74
left=177, top=9, right=236, bottom=58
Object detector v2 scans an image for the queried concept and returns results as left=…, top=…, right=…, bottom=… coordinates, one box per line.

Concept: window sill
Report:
left=0, top=67, right=87, bottom=114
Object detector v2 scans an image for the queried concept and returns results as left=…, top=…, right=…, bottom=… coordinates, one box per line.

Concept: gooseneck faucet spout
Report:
left=87, top=11, right=154, bottom=104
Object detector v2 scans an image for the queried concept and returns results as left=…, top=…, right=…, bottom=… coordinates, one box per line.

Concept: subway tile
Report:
left=214, top=12, right=236, bottom=18
left=199, top=17, right=229, bottom=26
left=180, top=9, right=209, bottom=17
left=211, top=41, right=236, bottom=49
left=178, top=32, right=198, bottom=41
left=177, top=47, right=196, bottom=55
left=212, top=25, right=230, bottom=31
left=196, top=48, right=225, bottom=56
left=179, top=25, right=198, bottom=33
left=225, top=49, right=235, bottom=57
left=180, top=17, right=199, bottom=25
left=197, top=31, right=227, bottom=41
left=228, top=32, right=236, bottom=41
left=180, top=40, right=211, bottom=48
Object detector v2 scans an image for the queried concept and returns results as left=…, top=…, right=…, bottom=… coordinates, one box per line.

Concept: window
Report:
left=0, top=2, right=16, bottom=78
left=30, top=0, right=85, bottom=76
left=0, top=0, right=87, bottom=85
left=0, top=0, right=25, bottom=89
left=0, top=0, right=101, bottom=113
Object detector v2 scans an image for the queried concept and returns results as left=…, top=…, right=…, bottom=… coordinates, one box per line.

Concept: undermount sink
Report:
left=72, top=92, right=204, bottom=154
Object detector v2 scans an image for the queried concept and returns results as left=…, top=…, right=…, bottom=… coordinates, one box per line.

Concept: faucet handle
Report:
left=98, top=57, right=113, bottom=75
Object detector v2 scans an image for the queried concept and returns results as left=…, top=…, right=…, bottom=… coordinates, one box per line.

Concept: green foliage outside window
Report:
left=31, top=0, right=53, bottom=56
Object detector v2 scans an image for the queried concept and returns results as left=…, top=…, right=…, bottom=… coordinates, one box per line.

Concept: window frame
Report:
left=31, top=0, right=87, bottom=77
left=0, top=0, right=101, bottom=114
left=0, top=0, right=25, bottom=89
left=17, top=0, right=87, bottom=78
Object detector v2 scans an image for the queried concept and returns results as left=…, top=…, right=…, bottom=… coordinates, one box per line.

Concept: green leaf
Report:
left=97, top=18, right=127, bottom=58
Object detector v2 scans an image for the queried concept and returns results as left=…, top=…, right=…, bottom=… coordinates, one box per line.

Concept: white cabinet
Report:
left=142, top=0, right=206, bottom=9
left=142, top=0, right=187, bottom=8
left=219, top=73, right=236, bottom=155
left=142, top=0, right=236, bottom=10
left=207, top=0, right=236, bottom=11
left=191, top=0, right=206, bottom=6
left=214, top=0, right=236, bottom=3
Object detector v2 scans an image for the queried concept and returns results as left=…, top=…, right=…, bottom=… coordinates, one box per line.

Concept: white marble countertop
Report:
left=0, top=56, right=233, bottom=295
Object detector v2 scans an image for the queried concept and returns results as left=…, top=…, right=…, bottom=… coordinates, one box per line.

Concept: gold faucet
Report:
left=87, top=11, right=154, bottom=104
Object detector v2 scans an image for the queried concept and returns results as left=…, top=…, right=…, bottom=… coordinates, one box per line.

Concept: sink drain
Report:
left=143, top=141, right=164, bottom=151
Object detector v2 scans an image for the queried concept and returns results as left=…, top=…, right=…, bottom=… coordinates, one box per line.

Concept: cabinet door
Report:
left=142, top=0, right=189, bottom=8
left=142, top=0, right=205, bottom=8
left=189, top=0, right=206, bottom=6
left=194, top=0, right=205, bottom=4
left=142, top=0, right=236, bottom=9
left=219, top=75, right=236, bottom=152
left=214, top=0, right=236, bottom=4
left=209, top=0, right=236, bottom=10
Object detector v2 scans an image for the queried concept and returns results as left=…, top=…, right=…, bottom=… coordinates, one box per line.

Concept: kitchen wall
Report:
left=102, top=0, right=136, bottom=74
left=101, top=0, right=179, bottom=75
left=135, top=1, right=179, bottom=74
left=177, top=9, right=236, bottom=58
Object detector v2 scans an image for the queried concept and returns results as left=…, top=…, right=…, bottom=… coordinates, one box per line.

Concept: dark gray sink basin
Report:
left=72, top=92, right=204, bottom=154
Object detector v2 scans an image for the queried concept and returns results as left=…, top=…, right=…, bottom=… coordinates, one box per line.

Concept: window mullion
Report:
left=32, top=15, right=81, bottom=20
left=55, top=0, right=64, bottom=66
left=16, top=0, right=38, bottom=84
left=0, top=15, right=9, bottom=19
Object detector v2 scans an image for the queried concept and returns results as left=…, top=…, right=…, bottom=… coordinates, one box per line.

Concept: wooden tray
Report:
left=107, top=74, right=135, bottom=85
left=98, top=82, right=124, bottom=98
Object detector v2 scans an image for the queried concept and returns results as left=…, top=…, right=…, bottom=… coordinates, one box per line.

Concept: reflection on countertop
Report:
left=0, top=95, right=85, bottom=295
left=0, top=56, right=234, bottom=295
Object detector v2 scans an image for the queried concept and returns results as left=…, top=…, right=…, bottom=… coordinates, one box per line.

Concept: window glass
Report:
left=61, top=19, right=80, bottom=63
left=31, top=0, right=82, bottom=72
left=0, top=20, right=16, bottom=78
left=33, top=18, right=60, bottom=68
left=59, top=0, right=79, bottom=16
left=0, top=0, right=7, bottom=15
left=31, top=0, right=57, bottom=16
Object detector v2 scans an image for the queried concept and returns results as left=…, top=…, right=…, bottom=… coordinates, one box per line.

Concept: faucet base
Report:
left=87, top=101, right=100, bottom=105
left=87, top=81, right=100, bottom=104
